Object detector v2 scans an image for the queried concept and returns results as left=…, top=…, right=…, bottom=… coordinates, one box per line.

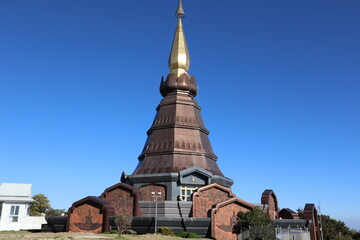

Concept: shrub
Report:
left=177, top=232, right=187, bottom=237
left=234, top=207, right=275, bottom=240
left=46, top=208, right=67, bottom=216
left=186, top=232, right=201, bottom=238
left=123, top=229, right=137, bottom=235
left=177, top=231, right=202, bottom=238
left=235, top=207, right=272, bottom=233
left=158, top=227, right=176, bottom=236
left=114, top=214, right=132, bottom=235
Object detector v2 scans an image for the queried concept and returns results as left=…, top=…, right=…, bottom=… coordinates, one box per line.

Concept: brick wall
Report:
left=192, top=184, right=235, bottom=218
left=100, top=183, right=142, bottom=217
left=268, top=195, right=277, bottom=219
left=102, top=188, right=134, bottom=216
left=139, top=184, right=166, bottom=201
left=279, top=208, right=299, bottom=219
left=68, top=203, right=103, bottom=233
left=261, top=190, right=279, bottom=219
left=211, top=198, right=254, bottom=240
left=304, top=204, right=321, bottom=240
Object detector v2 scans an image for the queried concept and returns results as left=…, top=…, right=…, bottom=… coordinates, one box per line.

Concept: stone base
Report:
left=41, top=216, right=211, bottom=237
left=139, top=201, right=192, bottom=218
left=110, top=217, right=211, bottom=237
left=41, top=216, right=67, bottom=232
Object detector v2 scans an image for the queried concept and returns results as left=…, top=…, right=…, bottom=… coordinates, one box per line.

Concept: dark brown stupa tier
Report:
left=132, top=72, right=224, bottom=177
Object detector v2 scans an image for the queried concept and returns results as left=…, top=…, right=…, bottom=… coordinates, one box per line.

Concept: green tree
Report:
left=352, top=230, right=360, bottom=240
left=234, top=207, right=275, bottom=240
left=46, top=208, right=67, bottom=216
left=29, top=193, right=51, bottom=216
left=321, top=214, right=353, bottom=240
left=297, top=208, right=304, bottom=218
left=298, top=208, right=358, bottom=240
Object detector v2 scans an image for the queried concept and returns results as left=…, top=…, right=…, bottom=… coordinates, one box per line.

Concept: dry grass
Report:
left=0, top=232, right=113, bottom=240
left=120, top=233, right=211, bottom=239
left=0, top=232, right=212, bottom=240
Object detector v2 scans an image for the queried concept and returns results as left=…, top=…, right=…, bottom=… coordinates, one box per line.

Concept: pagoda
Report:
left=121, top=0, right=233, bottom=201
left=65, top=2, right=321, bottom=240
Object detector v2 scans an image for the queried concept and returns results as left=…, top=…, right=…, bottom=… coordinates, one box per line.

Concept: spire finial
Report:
left=168, top=0, right=190, bottom=77
left=176, top=0, right=185, bottom=19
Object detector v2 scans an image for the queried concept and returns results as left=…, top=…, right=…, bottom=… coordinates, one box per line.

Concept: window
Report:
left=9, top=206, right=20, bottom=222
left=180, top=185, right=198, bottom=201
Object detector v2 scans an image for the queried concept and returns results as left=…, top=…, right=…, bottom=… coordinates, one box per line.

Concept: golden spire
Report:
left=168, top=0, right=190, bottom=77
left=176, top=0, right=185, bottom=18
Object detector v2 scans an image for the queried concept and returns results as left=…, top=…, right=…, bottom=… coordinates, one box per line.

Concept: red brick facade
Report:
left=192, top=183, right=235, bottom=217
left=261, top=189, right=279, bottom=219
left=304, top=204, right=321, bottom=240
left=279, top=208, right=300, bottom=219
left=67, top=196, right=114, bottom=233
left=211, top=198, right=255, bottom=240
left=101, top=183, right=142, bottom=217
left=138, top=184, right=166, bottom=201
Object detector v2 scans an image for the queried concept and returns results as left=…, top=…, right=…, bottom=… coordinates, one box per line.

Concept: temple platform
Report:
left=139, top=201, right=192, bottom=218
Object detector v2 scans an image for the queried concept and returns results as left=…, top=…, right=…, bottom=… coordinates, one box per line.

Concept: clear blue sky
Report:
left=1, top=0, right=359, bottom=230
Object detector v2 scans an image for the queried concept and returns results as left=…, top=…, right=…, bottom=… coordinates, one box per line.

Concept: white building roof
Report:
left=0, top=183, right=34, bottom=202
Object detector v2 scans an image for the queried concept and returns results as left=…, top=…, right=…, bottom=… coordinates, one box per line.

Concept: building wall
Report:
left=212, top=203, right=251, bottom=240
left=276, top=231, right=311, bottom=240
left=139, top=184, right=166, bottom=201
left=0, top=202, right=46, bottom=231
left=268, top=196, right=277, bottom=219
left=193, top=187, right=233, bottom=217
left=133, top=180, right=179, bottom=201
left=68, top=203, right=103, bottom=233
left=102, top=188, right=134, bottom=216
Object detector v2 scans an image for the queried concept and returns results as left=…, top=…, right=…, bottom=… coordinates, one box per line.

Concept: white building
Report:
left=0, top=183, right=46, bottom=231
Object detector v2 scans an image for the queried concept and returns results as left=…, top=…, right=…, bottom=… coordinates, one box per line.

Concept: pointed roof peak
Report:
left=169, top=0, right=190, bottom=77
left=176, top=0, right=185, bottom=19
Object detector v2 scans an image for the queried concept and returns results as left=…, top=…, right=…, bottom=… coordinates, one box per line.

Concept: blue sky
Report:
left=1, top=0, right=359, bottom=230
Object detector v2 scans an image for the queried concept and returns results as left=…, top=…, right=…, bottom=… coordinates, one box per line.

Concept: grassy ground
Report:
left=0, top=232, right=212, bottom=240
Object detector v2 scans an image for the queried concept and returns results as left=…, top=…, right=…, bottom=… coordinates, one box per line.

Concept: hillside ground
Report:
left=0, top=231, right=212, bottom=240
